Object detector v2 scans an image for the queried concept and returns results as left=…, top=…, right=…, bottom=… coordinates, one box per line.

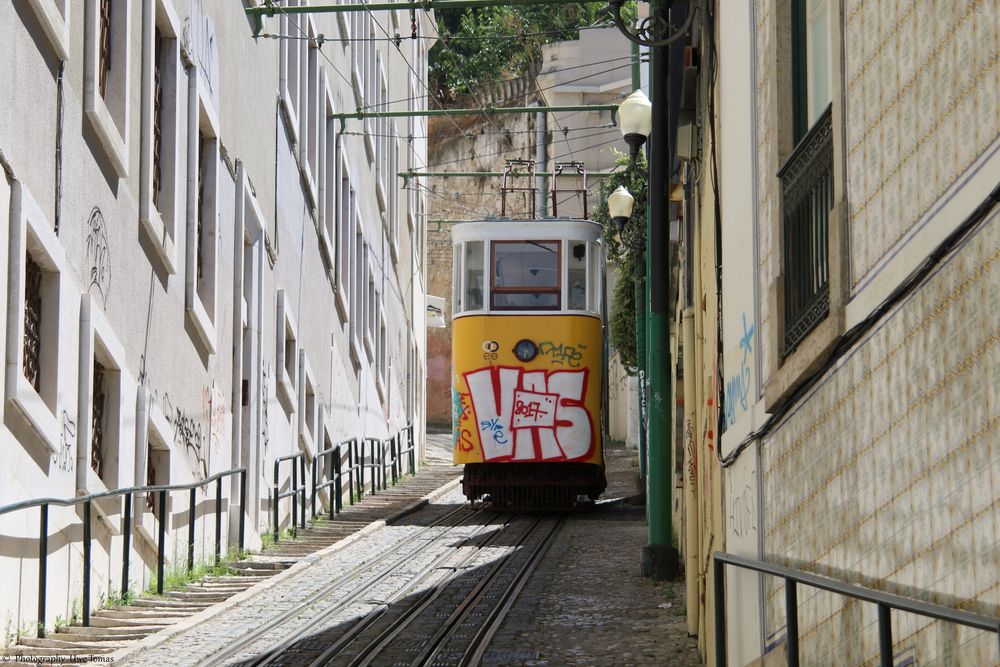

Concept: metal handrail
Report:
left=273, top=452, right=306, bottom=541
left=361, top=437, right=384, bottom=495
left=311, top=439, right=353, bottom=519
left=713, top=551, right=1000, bottom=667
left=0, top=467, right=247, bottom=637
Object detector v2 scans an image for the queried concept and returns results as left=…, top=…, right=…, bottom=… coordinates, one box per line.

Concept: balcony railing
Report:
left=778, top=104, right=833, bottom=357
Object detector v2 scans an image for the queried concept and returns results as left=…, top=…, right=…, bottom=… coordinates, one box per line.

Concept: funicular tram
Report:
left=451, top=161, right=608, bottom=508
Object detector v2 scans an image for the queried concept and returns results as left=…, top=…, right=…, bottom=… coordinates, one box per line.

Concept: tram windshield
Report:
left=491, top=241, right=561, bottom=310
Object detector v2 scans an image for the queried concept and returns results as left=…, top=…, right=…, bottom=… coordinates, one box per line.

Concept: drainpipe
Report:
left=682, top=306, right=699, bottom=633
left=641, top=0, right=680, bottom=580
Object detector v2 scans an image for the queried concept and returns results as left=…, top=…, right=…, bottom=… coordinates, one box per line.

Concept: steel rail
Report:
left=198, top=504, right=485, bottom=667
left=460, top=516, right=565, bottom=665
left=413, top=516, right=566, bottom=666
left=310, top=515, right=534, bottom=666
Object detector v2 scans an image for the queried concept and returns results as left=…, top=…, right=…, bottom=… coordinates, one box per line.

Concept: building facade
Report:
left=676, top=0, right=1000, bottom=664
left=0, top=0, right=431, bottom=640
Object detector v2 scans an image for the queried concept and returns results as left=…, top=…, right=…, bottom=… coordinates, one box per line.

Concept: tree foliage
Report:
left=429, top=4, right=606, bottom=104
left=591, top=150, right=648, bottom=375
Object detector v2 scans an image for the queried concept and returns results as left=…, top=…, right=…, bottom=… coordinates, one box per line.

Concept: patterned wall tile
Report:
left=762, top=213, right=1000, bottom=663
left=847, top=0, right=999, bottom=288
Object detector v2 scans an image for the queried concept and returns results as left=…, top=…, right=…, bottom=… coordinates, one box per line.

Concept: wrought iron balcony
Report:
left=778, top=104, right=833, bottom=357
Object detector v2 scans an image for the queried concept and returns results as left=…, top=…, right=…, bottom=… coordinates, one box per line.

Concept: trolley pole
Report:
left=642, top=0, right=680, bottom=580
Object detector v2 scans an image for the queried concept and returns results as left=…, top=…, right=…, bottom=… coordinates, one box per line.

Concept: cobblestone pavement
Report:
left=484, top=441, right=704, bottom=666
left=115, top=435, right=702, bottom=666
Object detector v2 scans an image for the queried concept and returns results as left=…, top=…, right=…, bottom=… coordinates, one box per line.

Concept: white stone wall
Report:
left=0, top=0, right=430, bottom=640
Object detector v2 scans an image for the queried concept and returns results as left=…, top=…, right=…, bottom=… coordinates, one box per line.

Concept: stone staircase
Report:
left=2, top=438, right=460, bottom=666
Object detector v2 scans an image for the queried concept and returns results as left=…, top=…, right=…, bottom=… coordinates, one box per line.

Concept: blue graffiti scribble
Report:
left=480, top=417, right=508, bottom=445
left=725, top=313, right=754, bottom=428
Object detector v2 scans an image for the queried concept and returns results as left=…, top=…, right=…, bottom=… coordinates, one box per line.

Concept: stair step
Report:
left=8, top=644, right=119, bottom=656
left=92, top=608, right=188, bottom=620
left=17, top=637, right=127, bottom=650
left=86, top=615, right=175, bottom=628
left=131, top=598, right=211, bottom=610
left=56, top=625, right=160, bottom=637
left=48, top=630, right=149, bottom=642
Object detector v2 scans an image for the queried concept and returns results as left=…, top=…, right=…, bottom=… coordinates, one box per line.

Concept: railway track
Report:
left=202, top=510, right=565, bottom=667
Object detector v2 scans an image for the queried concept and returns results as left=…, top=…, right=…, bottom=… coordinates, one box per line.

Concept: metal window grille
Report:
left=98, top=0, right=112, bottom=99
left=23, top=255, right=43, bottom=392
left=197, top=131, right=206, bottom=283
left=779, top=104, right=833, bottom=357
left=152, top=28, right=163, bottom=209
left=91, top=361, right=106, bottom=479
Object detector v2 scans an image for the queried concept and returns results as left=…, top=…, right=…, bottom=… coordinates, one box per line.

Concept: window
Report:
left=5, top=183, right=72, bottom=455
left=335, top=165, right=354, bottom=319
left=300, top=21, right=321, bottom=204
left=79, top=298, right=133, bottom=493
left=792, top=0, right=832, bottom=142
left=463, top=241, right=484, bottom=311
left=185, top=70, right=220, bottom=354
left=140, top=0, right=182, bottom=273
left=279, top=0, right=304, bottom=142
left=25, top=0, right=70, bottom=60
left=490, top=241, right=561, bottom=310
left=298, top=353, right=317, bottom=454
left=366, top=277, right=376, bottom=358
left=84, top=0, right=132, bottom=176
left=589, top=241, right=603, bottom=314
left=778, top=0, right=834, bottom=357
left=567, top=242, right=587, bottom=311
left=375, top=55, right=389, bottom=209
left=351, top=231, right=366, bottom=362
left=320, top=79, right=337, bottom=269
left=276, top=290, right=299, bottom=413
left=388, top=137, right=399, bottom=262
left=136, top=387, right=173, bottom=542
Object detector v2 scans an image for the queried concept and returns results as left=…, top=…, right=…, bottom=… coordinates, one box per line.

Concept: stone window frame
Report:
left=388, top=135, right=400, bottom=264
left=349, top=228, right=365, bottom=366
left=299, top=17, right=322, bottom=210
left=297, top=352, right=318, bottom=456
left=4, top=182, right=73, bottom=456
left=84, top=0, right=132, bottom=177
left=139, top=0, right=183, bottom=274
left=77, top=295, right=135, bottom=500
left=763, top=0, right=850, bottom=411
left=185, top=68, right=221, bottom=355
left=319, top=74, right=337, bottom=271
left=334, top=153, right=354, bottom=321
left=133, top=386, right=175, bottom=547
left=25, top=0, right=70, bottom=61
left=375, top=297, right=387, bottom=399
left=374, top=52, right=389, bottom=214
left=363, top=256, right=376, bottom=361
left=276, top=290, right=299, bottom=414
left=279, top=0, right=305, bottom=146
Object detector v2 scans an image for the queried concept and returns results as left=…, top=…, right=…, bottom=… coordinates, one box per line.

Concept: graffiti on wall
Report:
left=85, top=207, right=111, bottom=307
left=183, top=1, right=220, bottom=110
left=51, top=410, right=76, bottom=472
left=724, top=313, right=755, bottom=428
left=461, top=366, right=593, bottom=462
left=726, top=472, right=757, bottom=540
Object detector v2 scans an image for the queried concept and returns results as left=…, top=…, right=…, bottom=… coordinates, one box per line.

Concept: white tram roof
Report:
left=450, top=218, right=603, bottom=244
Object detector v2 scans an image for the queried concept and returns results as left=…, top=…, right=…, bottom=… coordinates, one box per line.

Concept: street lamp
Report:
left=618, top=90, right=652, bottom=161
left=607, top=185, right=635, bottom=236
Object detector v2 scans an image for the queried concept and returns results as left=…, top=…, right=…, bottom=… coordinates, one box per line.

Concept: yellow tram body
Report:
left=451, top=219, right=607, bottom=506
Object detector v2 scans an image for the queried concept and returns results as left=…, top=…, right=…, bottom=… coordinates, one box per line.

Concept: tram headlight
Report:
left=513, top=339, right=538, bottom=362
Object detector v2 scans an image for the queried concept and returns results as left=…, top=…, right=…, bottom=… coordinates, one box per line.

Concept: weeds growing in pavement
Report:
left=146, top=560, right=238, bottom=595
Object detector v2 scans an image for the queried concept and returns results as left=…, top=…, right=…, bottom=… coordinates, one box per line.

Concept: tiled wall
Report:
left=844, top=0, right=1000, bottom=288
left=761, top=211, right=1000, bottom=664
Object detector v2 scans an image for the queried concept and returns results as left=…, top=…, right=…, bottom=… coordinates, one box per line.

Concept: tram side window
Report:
left=568, top=242, right=587, bottom=311
left=491, top=241, right=560, bottom=310
left=589, top=241, right=602, bottom=313
left=464, top=241, right=484, bottom=311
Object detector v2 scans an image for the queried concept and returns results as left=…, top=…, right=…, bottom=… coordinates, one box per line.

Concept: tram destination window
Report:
left=464, top=241, right=484, bottom=311
left=491, top=241, right=561, bottom=310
